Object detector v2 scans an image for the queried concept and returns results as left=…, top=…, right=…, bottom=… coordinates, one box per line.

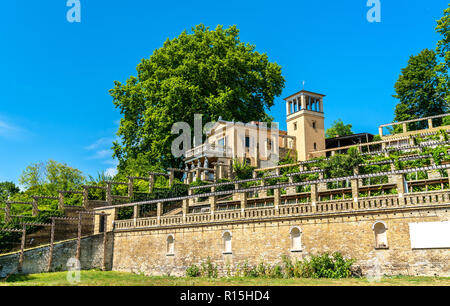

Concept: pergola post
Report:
left=157, top=202, right=162, bottom=225
left=149, top=174, right=155, bottom=193
left=210, top=186, right=217, bottom=215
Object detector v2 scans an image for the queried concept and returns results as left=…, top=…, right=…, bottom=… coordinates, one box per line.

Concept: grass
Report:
left=0, top=270, right=449, bottom=286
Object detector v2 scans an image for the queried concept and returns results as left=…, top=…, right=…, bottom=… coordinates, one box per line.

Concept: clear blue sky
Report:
left=0, top=0, right=448, bottom=185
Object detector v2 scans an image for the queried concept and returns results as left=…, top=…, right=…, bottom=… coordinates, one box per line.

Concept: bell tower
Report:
left=285, top=90, right=326, bottom=161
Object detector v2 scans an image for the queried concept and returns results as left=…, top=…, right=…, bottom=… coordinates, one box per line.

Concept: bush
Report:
left=186, top=264, right=200, bottom=277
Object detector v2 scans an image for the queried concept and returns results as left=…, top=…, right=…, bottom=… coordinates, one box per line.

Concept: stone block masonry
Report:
left=110, top=206, right=450, bottom=277
left=0, top=233, right=113, bottom=278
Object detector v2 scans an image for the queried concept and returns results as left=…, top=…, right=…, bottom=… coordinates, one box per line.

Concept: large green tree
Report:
left=393, top=49, right=447, bottom=130
left=325, top=119, right=354, bottom=139
left=19, top=160, right=85, bottom=196
left=110, top=24, right=285, bottom=174
left=0, top=182, right=19, bottom=203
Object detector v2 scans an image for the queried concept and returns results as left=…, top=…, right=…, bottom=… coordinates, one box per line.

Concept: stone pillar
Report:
left=128, top=177, right=134, bottom=199
left=311, top=183, right=318, bottom=207
left=157, top=202, right=162, bottom=225
left=286, top=100, right=290, bottom=115
left=169, top=171, right=175, bottom=187
left=378, top=127, right=383, bottom=137
left=31, top=198, right=39, bottom=217
left=428, top=118, right=433, bottom=129
left=188, top=189, right=194, bottom=206
left=351, top=179, right=359, bottom=206
left=300, top=94, right=306, bottom=110
left=4, top=203, right=11, bottom=223
left=133, top=204, right=140, bottom=219
left=82, top=187, right=89, bottom=208
left=395, top=174, right=406, bottom=205
left=259, top=180, right=267, bottom=198
left=286, top=177, right=296, bottom=195
left=274, top=186, right=281, bottom=211
left=196, top=168, right=201, bottom=181
left=149, top=174, right=155, bottom=193
left=106, top=183, right=112, bottom=205
left=402, top=123, right=407, bottom=133
left=58, top=192, right=65, bottom=210
left=233, top=183, right=240, bottom=201
left=182, top=198, right=188, bottom=221
left=209, top=186, right=217, bottom=215
left=447, top=169, right=450, bottom=185
left=187, top=171, right=193, bottom=184
left=240, top=190, right=247, bottom=214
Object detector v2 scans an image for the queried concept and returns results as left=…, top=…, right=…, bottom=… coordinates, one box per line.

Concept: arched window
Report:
left=373, top=222, right=388, bottom=249
left=222, top=231, right=232, bottom=254
left=290, top=227, right=302, bottom=252
left=167, top=235, right=175, bottom=255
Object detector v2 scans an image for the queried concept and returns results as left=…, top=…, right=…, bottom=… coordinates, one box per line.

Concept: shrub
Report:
left=186, top=264, right=200, bottom=277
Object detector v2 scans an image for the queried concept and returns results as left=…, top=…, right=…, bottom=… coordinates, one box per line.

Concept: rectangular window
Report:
left=218, top=138, right=225, bottom=147
left=245, top=136, right=250, bottom=148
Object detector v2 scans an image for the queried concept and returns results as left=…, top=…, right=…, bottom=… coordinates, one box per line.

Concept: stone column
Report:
left=82, top=187, right=89, bottom=208
left=378, top=127, right=383, bottom=137
left=274, top=186, right=281, bottom=212
left=182, top=198, right=188, bottom=222
left=149, top=174, right=155, bottom=193
left=133, top=204, right=140, bottom=219
left=240, top=190, right=247, bottom=214
left=32, top=197, right=39, bottom=217
left=311, top=183, right=318, bottom=207
left=128, top=177, right=134, bottom=199
left=157, top=202, right=162, bottom=225
left=209, top=186, right=217, bottom=215
left=169, top=171, right=175, bottom=187
left=286, top=100, right=290, bottom=115
left=300, top=94, right=306, bottom=110
left=286, top=177, right=296, bottom=195
left=351, top=179, right=359, bottom=207
left=394, top=174, right=406, bottom=205
left=259, top=180, right=267, bottom=198
left=233, top=183, right=240, bottom=201
left=58, top=192, right=65, bottom=210
left=4, top=203, right=11, bottom=223
left=402, top=123, right=407, bottom=133
left=106, top=183, right=112, bottom=205
left=428, top=118, right=433, bottom=129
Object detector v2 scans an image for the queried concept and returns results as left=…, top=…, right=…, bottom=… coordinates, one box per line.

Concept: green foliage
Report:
left=186, top=253, right=355, bottom=279
left=0, top=182, right=20, bottom=204
left=320, top=147, right=363, bottom=178
left=110, top=24, right=285, bottom=173
left=325, top=119, right=354, bottom=139
left=18, top=160, right=85, bottom=196
left=232, top=159, right=255, bottom=180
left=186, top=264, right=201, bottom=277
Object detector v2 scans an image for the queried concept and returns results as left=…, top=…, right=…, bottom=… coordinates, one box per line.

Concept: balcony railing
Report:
left=185, top=143, right=232, bottom=159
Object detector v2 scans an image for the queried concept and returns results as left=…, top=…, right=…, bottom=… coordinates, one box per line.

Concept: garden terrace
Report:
left=94, top=163, right=450, bottom=231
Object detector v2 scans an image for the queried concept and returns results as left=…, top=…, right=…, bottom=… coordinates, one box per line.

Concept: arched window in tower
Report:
left=167, top=235, right=175, bottom=255
left=314, top=143, right=317, bottom=150
left=222, top=231, right=232, bottom=254
left=373, top=222, right=388, bottom=249
left=290, top=227, right=302, bottom=252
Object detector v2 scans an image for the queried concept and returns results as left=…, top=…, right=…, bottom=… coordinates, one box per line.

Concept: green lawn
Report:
left=0, top=270, right=449, bottom=286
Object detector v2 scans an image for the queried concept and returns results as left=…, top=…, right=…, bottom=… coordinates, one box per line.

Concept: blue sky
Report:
left=0, top=0, right=448, bottom=185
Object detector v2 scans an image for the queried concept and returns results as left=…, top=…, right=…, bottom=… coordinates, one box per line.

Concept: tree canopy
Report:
left=110, top=24, right=285, bottom=175
left=393, top=49, right=447, bottom=129
left=392, top=6, right=450, bottom=128
left=325, top=119, right=354, bottom=139
left=0, top=182, right=20, bottom=203
left=19, top=160, right=85, bottom=196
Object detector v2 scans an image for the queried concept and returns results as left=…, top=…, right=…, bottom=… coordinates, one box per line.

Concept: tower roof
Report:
left=283, top=90, right=326, bottom=101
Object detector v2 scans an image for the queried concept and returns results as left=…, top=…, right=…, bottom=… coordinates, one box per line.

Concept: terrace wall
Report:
left=110, top=204, right=450, bottom=277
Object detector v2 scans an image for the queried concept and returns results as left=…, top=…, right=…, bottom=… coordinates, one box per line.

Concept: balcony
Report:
left=185, top=143, right=232, bottom=160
